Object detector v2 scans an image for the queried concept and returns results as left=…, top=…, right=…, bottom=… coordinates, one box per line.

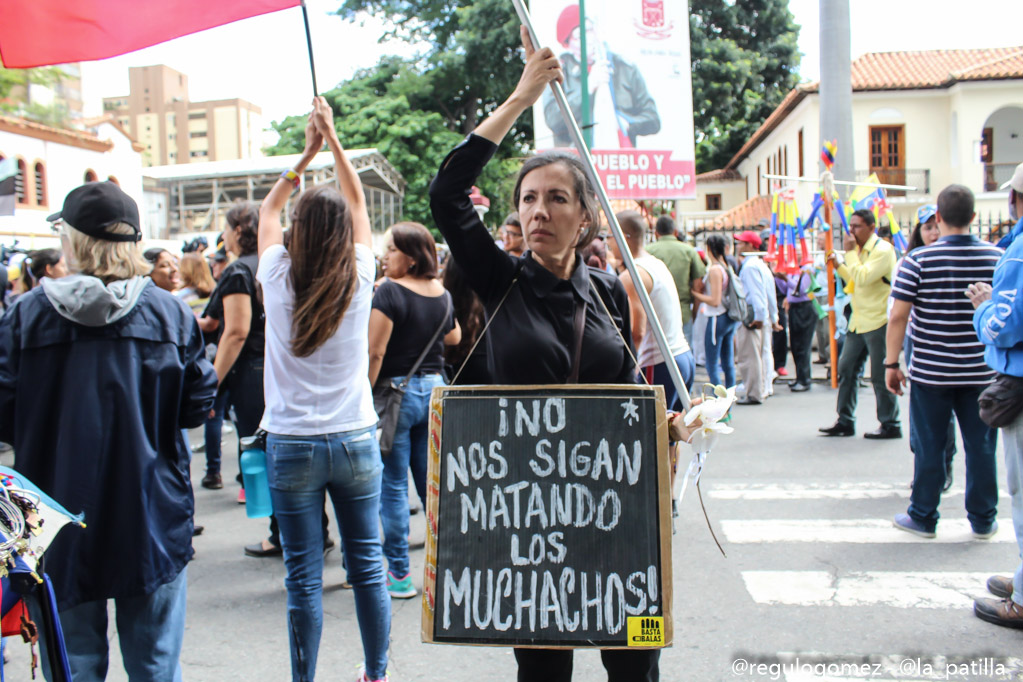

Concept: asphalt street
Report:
left=5, top=365, right=1022, bottom=682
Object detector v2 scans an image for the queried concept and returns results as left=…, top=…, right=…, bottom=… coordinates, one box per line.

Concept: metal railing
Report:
left=854, top=169, right=930, bottom=195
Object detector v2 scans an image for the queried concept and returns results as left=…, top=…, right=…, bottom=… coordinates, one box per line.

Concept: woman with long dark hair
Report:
left=692, top=234, right=737, bottom=388
left=442, top=257, right=489, bottom=384
left=428, top=27, right=655, bottom=682
left=256, top=97, right=389, bottom=682
left=367, top=221, right=460, bottom=599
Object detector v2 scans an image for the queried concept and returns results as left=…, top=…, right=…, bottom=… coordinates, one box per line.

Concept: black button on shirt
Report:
left=429, top=134, right=636, bottom=386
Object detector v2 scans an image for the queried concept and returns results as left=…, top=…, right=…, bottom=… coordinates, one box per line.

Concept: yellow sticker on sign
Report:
left=627, top=616, right=664, bottom=646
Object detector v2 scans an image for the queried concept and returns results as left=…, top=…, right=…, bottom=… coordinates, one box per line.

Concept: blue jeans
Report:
left=1003, top=414, right=1023, bottom=607
left=204, top=388, right=229, bottom=475
left=380, top=373, right=445, bottom=577
left=904, top=335, right=956, bottom=465
left=56, top=567, right=187, bottom=682
left=268, top=427, right=390, bottom=682
left=644, top=350, right=696, bottom=412
left=907, top=382, right=998, bottom=532
left=704, top=314, right=737, bottom=388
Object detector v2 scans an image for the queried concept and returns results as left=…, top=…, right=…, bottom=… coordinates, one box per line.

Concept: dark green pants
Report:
left=836, top=324, right=900, bottom=428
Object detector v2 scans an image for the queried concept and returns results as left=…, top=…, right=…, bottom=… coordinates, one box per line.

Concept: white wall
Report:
left=0, top=124, right=146, bottom=239
left=726, top=79, right=1022, bottom=223
left=694, top=179, right=747, bottom=214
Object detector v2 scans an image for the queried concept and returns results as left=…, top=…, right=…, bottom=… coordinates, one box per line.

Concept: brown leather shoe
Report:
left=987, top=575, right=1014, bottom=599
left=974, top=597, right=1023, bottom=629
left=201, top=473, right=223, bottom=490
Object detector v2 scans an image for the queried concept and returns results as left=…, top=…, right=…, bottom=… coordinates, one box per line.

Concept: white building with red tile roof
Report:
left=695, top=47, right=1023, bottom=235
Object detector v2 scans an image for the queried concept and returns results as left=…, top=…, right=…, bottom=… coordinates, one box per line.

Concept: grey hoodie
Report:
left=41, top=275, right=150, bottom=327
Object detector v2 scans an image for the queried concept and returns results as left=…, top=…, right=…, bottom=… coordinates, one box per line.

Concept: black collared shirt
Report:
left=430, top=134, right=636, bottom=385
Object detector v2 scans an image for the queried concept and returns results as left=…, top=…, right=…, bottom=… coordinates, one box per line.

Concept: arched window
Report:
left=106, top=175, right=119, bottom=186
left=34, top=162, right=46, bottom=206
left=15, top=158, right=27, bottom=204
left=84, top=169, right=98, bottom=183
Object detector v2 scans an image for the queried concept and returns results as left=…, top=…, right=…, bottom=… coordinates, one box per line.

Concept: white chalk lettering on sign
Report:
left=430, top=388, right=667, bottom=646
left=441, top=565, right=661, bottom=634
left=456, top=483, right=623, bottom=535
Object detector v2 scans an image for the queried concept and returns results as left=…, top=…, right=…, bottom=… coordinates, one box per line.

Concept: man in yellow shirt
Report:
left=819, top=209, right=901, bottom=438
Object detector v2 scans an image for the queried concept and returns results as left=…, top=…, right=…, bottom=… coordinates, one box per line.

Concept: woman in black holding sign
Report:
left=429, top=25, right=656, bottom=682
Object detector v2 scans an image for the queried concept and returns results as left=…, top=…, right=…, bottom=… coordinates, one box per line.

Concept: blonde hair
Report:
left=179, top=252, right=215, bottom=298
left=68, top=222, right=151, bottom=284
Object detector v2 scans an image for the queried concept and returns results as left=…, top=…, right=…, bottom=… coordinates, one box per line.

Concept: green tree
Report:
left=0, top=65, right=71, bottom=126
left=690, top=0, right=801, bottom=172
left=268, top=0, right=530, bottom=231
left=267, top=58, right=519, bottom=230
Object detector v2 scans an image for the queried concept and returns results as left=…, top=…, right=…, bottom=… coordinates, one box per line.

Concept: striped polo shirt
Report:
left=891, top=234, right=1003, bottom=387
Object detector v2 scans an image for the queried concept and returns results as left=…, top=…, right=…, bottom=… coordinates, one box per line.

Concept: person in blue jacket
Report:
left=968, top=162, right=1023, bottom=629
left=0, top=181, right=218, bottom=681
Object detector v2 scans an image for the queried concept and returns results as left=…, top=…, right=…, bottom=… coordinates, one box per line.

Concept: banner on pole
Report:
left=529, top=0, right=696, bottom=200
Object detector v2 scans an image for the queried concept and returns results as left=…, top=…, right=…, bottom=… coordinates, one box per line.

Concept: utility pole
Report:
left=819, top=0, right=854, bottom=187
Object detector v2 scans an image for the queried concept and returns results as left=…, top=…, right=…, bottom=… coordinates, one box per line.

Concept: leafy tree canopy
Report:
left=266, top=56, right=520, bottom=231
left=269, top=0, right=528, bottom=231
left=0, top=66, right=71, bottom=127
left=690, top=0, right=801, bottom=172
left=270, top=0, right=800, bottom=226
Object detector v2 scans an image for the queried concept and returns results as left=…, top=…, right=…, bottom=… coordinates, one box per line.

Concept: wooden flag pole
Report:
left=510, top=0, right=692, bottom=412
left=822, top=171, right=839, bottom=389
left=300, top=0, right=319, bottom=96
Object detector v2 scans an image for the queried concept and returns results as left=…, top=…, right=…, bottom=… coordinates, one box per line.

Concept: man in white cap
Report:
left=968, top=162, right=1023, bottom=628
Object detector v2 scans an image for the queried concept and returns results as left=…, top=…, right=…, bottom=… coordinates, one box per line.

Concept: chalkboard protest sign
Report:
left=422, top=384, right=672, bottom=649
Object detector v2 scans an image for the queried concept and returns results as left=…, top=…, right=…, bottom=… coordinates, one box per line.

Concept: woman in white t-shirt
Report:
left=692, top=234, right=737, bottom=388
left=255, top=97, right=389, bottom=682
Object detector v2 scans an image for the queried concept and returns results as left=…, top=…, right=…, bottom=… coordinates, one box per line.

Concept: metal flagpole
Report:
left=300, top=0, right=319, bottom=96
left=510, top=0, right=692, bottom=412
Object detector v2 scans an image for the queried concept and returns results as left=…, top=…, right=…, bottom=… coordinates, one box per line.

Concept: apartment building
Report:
left=103, top=65, right=262, bottom=167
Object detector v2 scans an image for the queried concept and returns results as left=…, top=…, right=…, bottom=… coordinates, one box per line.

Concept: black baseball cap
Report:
left=47, top=182, right=141, bottom=243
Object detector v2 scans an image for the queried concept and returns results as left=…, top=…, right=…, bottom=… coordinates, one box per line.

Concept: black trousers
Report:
left=788, top=300, right=818, bottom=386
left=514, top=648, right=659, bottom=682
left=773, top=303, right=789, bottom=371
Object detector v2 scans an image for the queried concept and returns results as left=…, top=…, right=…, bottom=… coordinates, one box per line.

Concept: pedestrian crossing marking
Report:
left=708, top=483, right=1009, bottom=501
left=720, top=519, right=1011, bottom=543
left=742, top=571, right=998, bottom=608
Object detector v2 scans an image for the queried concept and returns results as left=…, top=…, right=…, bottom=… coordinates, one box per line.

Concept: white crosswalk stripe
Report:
left=709, top=482, right=1010, bottom=501
left=721, top=518, right=1012, bottom=544
left=741, top=571, right=998, bottom=608
left=710, top=478, right=1018, bottom=679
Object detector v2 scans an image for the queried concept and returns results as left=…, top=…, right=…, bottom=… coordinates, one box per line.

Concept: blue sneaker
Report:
left=386, top=571, right=417, bottom=599
left=893, top=513, right=936, bottom=538
left=972, top=521, right=998, bottom=540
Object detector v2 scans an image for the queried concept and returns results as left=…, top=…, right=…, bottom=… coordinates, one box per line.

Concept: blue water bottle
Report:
left=239, top=430, right=273, bottom=519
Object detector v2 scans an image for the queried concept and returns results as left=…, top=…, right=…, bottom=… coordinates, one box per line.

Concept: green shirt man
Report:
left=646, top=221, right=706, bottom=333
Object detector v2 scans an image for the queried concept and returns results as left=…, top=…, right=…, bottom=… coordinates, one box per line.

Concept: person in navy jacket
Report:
left=0, top=182, right=217, bottom=681
left=969, top=163, right=1023, bottom=629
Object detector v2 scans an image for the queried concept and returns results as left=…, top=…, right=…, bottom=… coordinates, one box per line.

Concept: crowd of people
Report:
left=0, top=28, right=1020, bottom=682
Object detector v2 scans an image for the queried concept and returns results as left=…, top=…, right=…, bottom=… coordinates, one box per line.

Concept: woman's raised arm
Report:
left=474, top=26, right=564, bottom=147
left=312, top=97, right=372, bottom=249
left=258, top=102, right=323, bottom=258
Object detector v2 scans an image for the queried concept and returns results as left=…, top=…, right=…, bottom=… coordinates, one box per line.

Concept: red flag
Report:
left=0, top=0, right=301, bottom=68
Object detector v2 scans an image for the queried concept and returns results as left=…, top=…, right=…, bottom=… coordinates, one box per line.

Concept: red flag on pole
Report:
left=0, top=0, right=301, bottom=68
